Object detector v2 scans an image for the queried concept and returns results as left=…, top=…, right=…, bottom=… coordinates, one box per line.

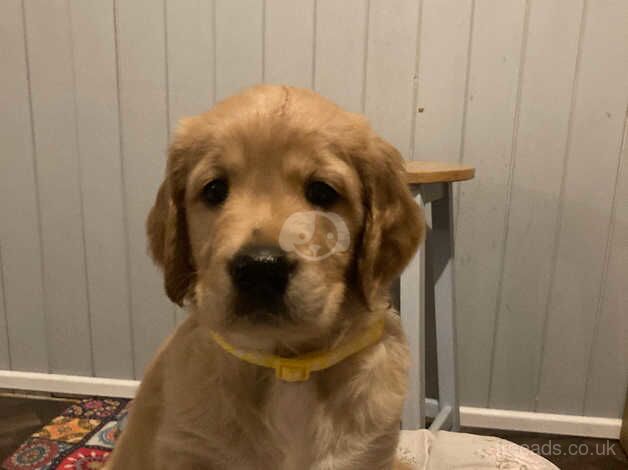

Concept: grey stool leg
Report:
left=400, top=186, right=428, bottom=430
left=428, top=183, right=460, bottom=431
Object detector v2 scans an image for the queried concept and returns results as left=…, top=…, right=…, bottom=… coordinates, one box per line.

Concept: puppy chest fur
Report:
left=118, top=313, right=406, bottom=470
left=265, top=380, right=318, bottom=469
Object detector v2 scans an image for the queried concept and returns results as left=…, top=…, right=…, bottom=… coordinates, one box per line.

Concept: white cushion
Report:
left=397, top=430, right=559, bottom=469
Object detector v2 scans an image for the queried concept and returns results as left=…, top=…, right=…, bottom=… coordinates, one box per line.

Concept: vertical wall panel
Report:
left=489, top=0, right=583, bottom=411
left=584, top=115, right=628, bottom=418
left=413, top=0, right=472, bottom=163
left=0, top=0, right=48, bottom=372
left=364, top=0, right=420, bottom=156
left=166, top=0, right=215, bottom=133
left=116, top=0, right=175, bottom=377
left=0, top=249, right=9, bottom=369
left=214, top=0, right=263, bottom=101
left=23, top=0, right=92, bottom=375
left=69, top=0, right=134, bottom=379
left=455, top=0, right=527, bottom=407
left=264, top=0, right=315, bottom=88
left=537, top=0, right=628, bottom=414
left=314, top=0, right=367, bottom=113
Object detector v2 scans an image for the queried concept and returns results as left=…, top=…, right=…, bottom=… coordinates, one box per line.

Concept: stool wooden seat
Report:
left=404, top=161, right=475, bottom=184
left=399, top=160, right=475, bottom=432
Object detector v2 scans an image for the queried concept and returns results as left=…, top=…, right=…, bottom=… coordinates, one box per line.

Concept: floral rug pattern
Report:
left=2, top=398, right=130, bottom=470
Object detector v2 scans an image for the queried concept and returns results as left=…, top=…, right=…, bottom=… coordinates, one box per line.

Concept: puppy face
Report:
left=186, top=134, right=363, bottom=341
left=147, top=86, right=423, bottom=347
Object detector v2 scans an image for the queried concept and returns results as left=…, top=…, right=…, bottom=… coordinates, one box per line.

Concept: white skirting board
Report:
left=0, top=370, right=139, bottom=399
left=459, top=406, right=621, bottom=440
left=0, top=370, right=621, bottom=439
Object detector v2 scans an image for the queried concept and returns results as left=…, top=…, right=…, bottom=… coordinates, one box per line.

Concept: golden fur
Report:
left=105, top=85, right=424, bottom=469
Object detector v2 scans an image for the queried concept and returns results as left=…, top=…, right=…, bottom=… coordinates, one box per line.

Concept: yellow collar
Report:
left=209, top=319, right=385, bottom=382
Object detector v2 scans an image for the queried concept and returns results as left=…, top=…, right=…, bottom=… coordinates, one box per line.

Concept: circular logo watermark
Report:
left=279, top=211, right=350, bottom=261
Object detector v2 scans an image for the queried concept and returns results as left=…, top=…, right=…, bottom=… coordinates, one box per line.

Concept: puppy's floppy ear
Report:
left=146, top=127, right=197, bottom=306
left=354, top=136, right=425, bottom=308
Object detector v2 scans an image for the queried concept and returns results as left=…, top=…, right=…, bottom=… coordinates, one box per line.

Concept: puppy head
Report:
left=147, top=85, right=423, bottom=347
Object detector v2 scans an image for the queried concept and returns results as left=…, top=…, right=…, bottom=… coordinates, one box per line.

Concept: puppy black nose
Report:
left=229, top=245, right=294, bottom=297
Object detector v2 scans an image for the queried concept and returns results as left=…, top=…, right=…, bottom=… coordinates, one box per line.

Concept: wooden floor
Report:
left=0, top=395, right=75, bottom=462
left=0, top=395, right=626, bottom=468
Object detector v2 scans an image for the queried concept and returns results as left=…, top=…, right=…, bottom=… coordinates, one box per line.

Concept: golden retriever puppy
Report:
left=104, top=85, right=424, bottom=470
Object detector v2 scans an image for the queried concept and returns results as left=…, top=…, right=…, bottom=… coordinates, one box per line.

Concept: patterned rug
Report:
left=2, top=398, right=130, bottom=470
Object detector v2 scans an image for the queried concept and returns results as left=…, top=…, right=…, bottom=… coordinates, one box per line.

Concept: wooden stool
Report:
left=401, top=161, right=475, bottom=431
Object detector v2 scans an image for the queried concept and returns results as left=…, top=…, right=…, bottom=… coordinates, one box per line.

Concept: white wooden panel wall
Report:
left=0, top=0, right=49, bottom=373
left=265, top=0, right=315, bottom=88
left=0, top=0, right=627, bottom=419
left=413, top=0, right=472, bottom=163
left=314, top=0, right=368, bottom=113
left=490, top=0, right=584, bottom=411
left=536, top=0, right=628, bottom=415
left=584, top=116, right=628, bottom=418
left=364, top=0, right=420, bottom=156
left=23, top=0, right=92, bottom=376
left=214, top=0, right=263, bottom=101
left=70, top=0, right=134, bottom=379
left=455, top=0, right=528, bottom=406
left=0, top=247, right=8, bottom=370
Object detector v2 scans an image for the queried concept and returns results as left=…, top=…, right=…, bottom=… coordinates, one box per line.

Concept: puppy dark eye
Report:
left=202, top=178, right=229, bottom=206
left=305, top=180, right=339, bottom=208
